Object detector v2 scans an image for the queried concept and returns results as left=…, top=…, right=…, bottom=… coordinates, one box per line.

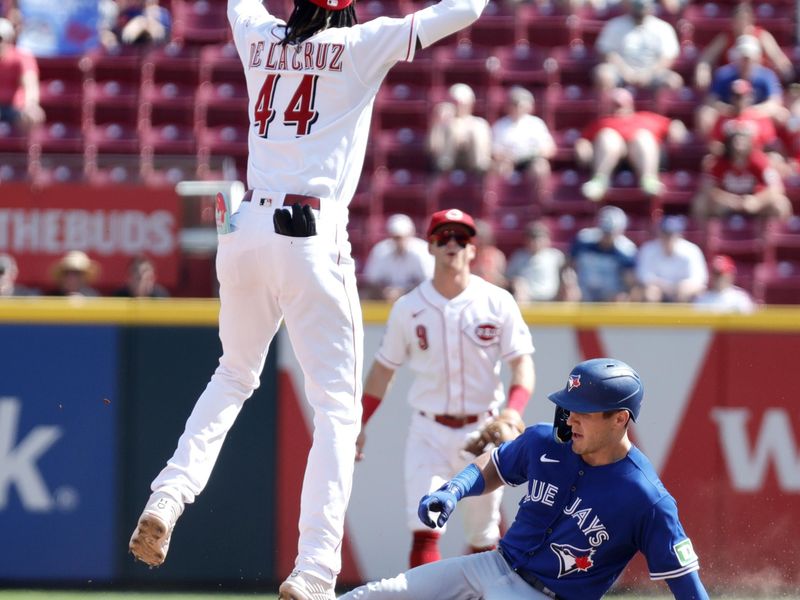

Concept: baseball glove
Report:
left=463, top=409, right=525, bottom=456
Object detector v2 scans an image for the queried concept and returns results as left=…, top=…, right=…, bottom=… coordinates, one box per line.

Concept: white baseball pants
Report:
left=406, top=412, right=502, bottom=548
left=151, top=197, right=363, bottom=585
left=338, top=550, right=553, bottom=599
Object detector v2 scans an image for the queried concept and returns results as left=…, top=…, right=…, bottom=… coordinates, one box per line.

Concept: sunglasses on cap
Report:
left=431, top=228, right=472, bottom=247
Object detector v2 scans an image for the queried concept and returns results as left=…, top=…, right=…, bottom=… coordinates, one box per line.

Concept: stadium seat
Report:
left=547, top=42, right=600, bottom=87
left=485, top=171, right=542, bottom=208
left=492, top=44, right=559, bottom=93
left=599, top=170, right=661, bottom=218
left=376, top=128, right=431, bottom=173
left=432, top=43, right=499, bottom=95
left=0, top=151, right=31, bottom=182
left=765, top=216, right=800, bottom=263
left=375, top=82, right=432, bottom=131
left=540, top=169, right=598, bottom=219
left=375, top=169, right=435, bottom=221
left=384, top=55, right=436, bottom=90
left=657, top=86, right=704, bottom=129
left=431, top=170, right=490, bottom=216
left=172, top=0, right=231, bottom=46
left=467, top=2, right=523, bottom=50
left=30, top=120, right=84, bottom=155
left=753, top=260, right=800, bottom=304
left=706, top=215, right=767, bottom=290
left=356, top=0, right=409, bottom=20
left=545, top=84, right=601, bottom=132
left=660, top=170, right=700, bottom=216
left=199, top=42, right=246, bottom=86
left=0, top=122, right=30, bottom=154
left=29, top=151, right=86, bottom=186
left=518, top=4, right=581, bottom=48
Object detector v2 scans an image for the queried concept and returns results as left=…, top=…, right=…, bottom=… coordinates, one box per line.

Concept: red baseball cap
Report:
left=307, top=0, right=353, bottom=10
left=711, top=254, right=737, bottom=275
left=426, top=208, right=477, bottom=238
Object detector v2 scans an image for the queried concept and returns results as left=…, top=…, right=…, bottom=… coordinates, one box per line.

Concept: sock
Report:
left=410, top=530, right=440, bottom=567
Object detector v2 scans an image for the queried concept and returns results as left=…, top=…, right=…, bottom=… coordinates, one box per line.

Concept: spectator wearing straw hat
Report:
left=49, top=250, right=100, bottom=297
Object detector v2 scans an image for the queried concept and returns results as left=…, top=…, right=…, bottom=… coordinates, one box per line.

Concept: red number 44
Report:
left=254, top=73, right=320, bottom=138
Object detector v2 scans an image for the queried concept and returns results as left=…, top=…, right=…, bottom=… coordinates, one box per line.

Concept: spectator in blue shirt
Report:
left=570, top=205, right=638, bottom=302
left=698, top=34, right=784, bottom=138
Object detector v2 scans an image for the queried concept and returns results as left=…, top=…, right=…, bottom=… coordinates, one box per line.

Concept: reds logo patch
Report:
left=567, top=375, right=581, bottom=391
left=550, top=543, right=595, bottom=578
left=475, top=323, right=499, bottom=341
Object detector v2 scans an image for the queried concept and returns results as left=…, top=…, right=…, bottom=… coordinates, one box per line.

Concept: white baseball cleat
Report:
left=129, top=492, right=184, bottom=567
left=278, top=570, right=336, bottom=600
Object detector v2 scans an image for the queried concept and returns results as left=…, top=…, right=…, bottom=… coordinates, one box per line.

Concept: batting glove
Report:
left=417, top=484, right=458, bottom=529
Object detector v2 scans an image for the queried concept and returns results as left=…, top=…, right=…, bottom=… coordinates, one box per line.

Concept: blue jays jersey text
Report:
left=493, top=424, right=700, bottom=600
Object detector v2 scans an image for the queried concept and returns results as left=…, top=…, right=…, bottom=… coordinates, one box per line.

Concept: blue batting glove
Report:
left=417, top=485, right=458, bottom=529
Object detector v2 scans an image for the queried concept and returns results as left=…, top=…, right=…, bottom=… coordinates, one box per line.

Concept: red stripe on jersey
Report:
left=405, top=14, right=415, bottom=61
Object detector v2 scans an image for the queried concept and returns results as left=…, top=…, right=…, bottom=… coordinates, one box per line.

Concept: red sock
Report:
left=469, top=544, right=497, bottom=554
left=410, top=530, right=441, bottom=567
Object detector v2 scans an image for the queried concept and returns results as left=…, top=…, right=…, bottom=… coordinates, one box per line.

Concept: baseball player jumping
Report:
left=128, top=0, right=492, bottom=597
left=340, top=359, right=710, bottom=600
left=358, top=208, right=535, bottom=568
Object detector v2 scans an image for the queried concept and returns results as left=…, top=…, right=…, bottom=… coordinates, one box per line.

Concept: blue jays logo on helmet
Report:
left=567, top=375, right=581, bottom=391
left=548, top=358, right=644, bottom=421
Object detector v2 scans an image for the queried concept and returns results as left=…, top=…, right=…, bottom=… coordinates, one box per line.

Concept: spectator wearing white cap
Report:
left=427, top=82, right=492, bottom=173
left=490, top=86, right=555, bottom=187
left=697, top=33, right=784, bottom=138
left=694, top=2, right=794, bottom=91
left=593, top=0, right=682, bottom=93
left=0, top=17, right=44, bottom=131
left=361, top=214, right=434, bottom=302
left=569, top=205, right=638, bottom=302
left=636, top=215, right=708, bottom=303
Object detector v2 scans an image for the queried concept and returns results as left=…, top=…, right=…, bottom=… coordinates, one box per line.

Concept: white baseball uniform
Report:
left=148, top=0, right=490, bottom=586
left=375, top=276, right=534, bottom=547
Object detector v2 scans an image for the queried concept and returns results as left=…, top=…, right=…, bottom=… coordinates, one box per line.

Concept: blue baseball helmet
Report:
left=548, top=358, right=644, bottom=421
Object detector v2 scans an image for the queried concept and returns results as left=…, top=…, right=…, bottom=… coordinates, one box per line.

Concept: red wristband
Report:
left=361, top=393, right=382, bottom=425
left=506, top=385, right=530, bottom=414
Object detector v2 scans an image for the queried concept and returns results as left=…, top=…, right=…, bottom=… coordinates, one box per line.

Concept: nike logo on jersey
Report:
left=540, top=454, right=560, bottom=463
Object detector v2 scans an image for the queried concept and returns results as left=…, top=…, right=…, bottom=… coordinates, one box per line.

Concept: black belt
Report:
left=498, top=547, right=563, bottom=600
left=242, top=190, right=321, bottom=210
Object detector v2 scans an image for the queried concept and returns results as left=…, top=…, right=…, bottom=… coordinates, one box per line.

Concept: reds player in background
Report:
left=340, top=359, right=710, bottom=600
left=128, top=0, right=492, bottom=597
left=357, top=208, right=535, bottom=568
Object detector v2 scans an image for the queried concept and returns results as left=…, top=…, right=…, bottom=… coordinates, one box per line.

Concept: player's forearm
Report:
left=414, top=0, right=488, bottom=49
left=474, top=451, right=503, bottom=493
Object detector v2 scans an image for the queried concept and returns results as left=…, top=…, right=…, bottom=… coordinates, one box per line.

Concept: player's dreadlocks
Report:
left=281, top=0, right=358, bottom=46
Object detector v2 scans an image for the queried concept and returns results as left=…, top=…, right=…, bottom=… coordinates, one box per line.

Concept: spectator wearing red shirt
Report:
left=709, top=79, right=777, bottom=155
left=693, top=130, right=792, bottom=221
left=0, top=17, right=43, bottom=131
left=575, top=87, right=687, bottom=201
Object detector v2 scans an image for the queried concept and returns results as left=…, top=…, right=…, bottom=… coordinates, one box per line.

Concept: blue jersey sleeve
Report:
left=665, top=570, right=710, bottom=599
left=492, top=425, right=547, bottom=486
left=641, top=496, right=700, bottom=582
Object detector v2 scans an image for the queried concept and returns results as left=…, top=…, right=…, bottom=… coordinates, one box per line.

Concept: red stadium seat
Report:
left=754, top=261, right=800, bottom=304
left=373, top=84, right=431, bottom=132
left=376, top=128, right=432, bottom=173
left=660, top=170, right=700, bottom=216
left=545, top=84, right=601, bottom=132
left=706, top=215, right=767, bottom=289
left=172, top=0, right=231, bottom=46
left=492, top=44, right=559, bottom=93
left=30, top=121, right=84, bottom=155
left=540, top=169, right=598, bottom=219
left=518, top=4, right=580, bottom=48
left=199, top=42, right=246, bottom=86
left=431, top=170, right=490, bottom=217
left=0, top=151, right=31, bottom=182
left=432, top=43, right=499, bottom=95
left=29, top=151, right=86, bottom=186
left=765, top=216, right=800, bottom=263
left=374, top=169, right=435, bottom=221
left=0, top=122, right=31, bottom=154
left=547, top=42, right=600, bottom=87
left=467, top=2, right=524, bottom=50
